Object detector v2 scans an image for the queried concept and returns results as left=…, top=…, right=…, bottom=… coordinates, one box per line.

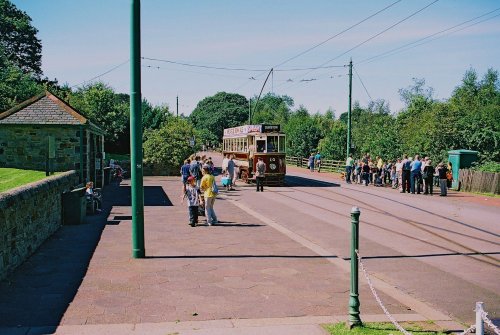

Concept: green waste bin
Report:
left=62, top=187, right=86, bottom=225
left=448, top=149, right=479, bottom=189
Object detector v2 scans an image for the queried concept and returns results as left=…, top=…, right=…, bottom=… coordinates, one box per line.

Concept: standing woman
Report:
left=200, top=166, right=218, bottom=225
left=446, top=161, right=453, bottom=188
left=308, top=154, right=315, bottom=172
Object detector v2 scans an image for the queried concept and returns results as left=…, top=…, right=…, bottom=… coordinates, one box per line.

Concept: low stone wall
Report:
left=0, top=170, right=79, bottom=280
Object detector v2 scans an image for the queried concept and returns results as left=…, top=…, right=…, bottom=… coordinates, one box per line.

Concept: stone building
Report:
left=0, top=91, right=105, bottom=184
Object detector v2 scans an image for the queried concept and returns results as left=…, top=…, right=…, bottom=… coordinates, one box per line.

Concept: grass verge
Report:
left=0, top=168, right=49, bottom=193
left=323, top=322, right=448, bottom=335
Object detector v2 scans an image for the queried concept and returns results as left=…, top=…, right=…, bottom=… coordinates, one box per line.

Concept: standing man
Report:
left=410, top=155, right=422, bottom=194
left=190, top=156, right=203, bottom=188
left=227, top=155, right=236, bottom=190
left=180, top=159, right=191, bottom=192
left=400, top=154, right=411, bottom=193
left=314, top=152, right=322, bottom=172
left=437, top=163, right=448, bottom=196
left=345, top=153, right=354, bottom=183
left=255, top=157, right=266, bottom=192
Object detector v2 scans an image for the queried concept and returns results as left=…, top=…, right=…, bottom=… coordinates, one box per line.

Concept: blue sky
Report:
left=12, top=0, right=500, bottom=116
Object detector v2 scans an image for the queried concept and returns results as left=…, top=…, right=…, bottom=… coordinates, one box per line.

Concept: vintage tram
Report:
left=222, top=124, right=286, bottom=186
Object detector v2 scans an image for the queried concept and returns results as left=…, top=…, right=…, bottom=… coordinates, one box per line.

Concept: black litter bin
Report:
left=62, top=187, right=86, bottom=225
left=103, top=167, right=111, bottom=186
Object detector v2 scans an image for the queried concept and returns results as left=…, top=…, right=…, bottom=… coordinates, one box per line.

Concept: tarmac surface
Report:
left=0, top=154, right=498, bottom=334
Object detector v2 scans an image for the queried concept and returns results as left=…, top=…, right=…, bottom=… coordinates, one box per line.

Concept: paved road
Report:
left=253, top=166, right=499, bottom=322
left=210, top=151, right=499, bottom=322
left=0, top=152, right=498, bottom=334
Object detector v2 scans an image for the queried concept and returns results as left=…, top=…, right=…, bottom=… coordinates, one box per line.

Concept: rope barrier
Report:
left=456, top=324, right=476, bottom=335
left=482, top=310, right=500, bottom=335
left=355, top=250, right=498, bottom=335
left=355, top=250, right=413, bottom=335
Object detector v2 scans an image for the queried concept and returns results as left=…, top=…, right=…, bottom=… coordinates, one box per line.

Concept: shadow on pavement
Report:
left=212, top=222, right=265, bottom=227
left=286, top=175, right=340, bottom=187
left=145, top=254, right=339, bottom=259
left=343, top=251, right=500, bottom=261
left=109, top=185, right=173, bottom=206
left=0, top=184, right=122, bottom=335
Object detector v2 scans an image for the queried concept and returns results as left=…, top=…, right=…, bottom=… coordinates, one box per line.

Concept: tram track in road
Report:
left=284, top=177, right=500, bottom=247
left=266, top=175, right=500, bottom=268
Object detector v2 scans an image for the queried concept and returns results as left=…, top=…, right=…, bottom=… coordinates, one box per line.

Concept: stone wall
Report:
left=0, top=125, right=81, bottom=172
left=0, top=171, right=79, bottom=280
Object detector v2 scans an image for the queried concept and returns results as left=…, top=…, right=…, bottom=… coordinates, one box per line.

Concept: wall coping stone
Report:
left=0, top=170, right=78, bottom=210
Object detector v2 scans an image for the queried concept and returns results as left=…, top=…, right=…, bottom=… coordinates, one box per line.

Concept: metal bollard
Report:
left=349, top=206, right=362, bottom=328
left=476, top=302, right=484, bottom=335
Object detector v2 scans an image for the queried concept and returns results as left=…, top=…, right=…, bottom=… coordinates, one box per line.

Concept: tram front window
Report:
left=267, top=136, right=278, bottom=152
left=256, top=140, right=266, bottom=153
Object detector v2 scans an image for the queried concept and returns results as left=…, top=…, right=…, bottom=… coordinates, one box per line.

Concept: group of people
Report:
left=180, top=154, right=268, bottom=226
left=180, top=155, right=218, bottom=227
left=308, top=152, right=322, bottom=173
left=344, top=153, right=453, bottom=196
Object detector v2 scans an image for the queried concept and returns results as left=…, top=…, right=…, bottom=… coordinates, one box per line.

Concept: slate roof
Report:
left=0, top=91, right=104, bottom=134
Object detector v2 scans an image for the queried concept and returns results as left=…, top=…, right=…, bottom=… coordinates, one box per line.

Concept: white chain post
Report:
left=476, top=302, right=484, bottom=335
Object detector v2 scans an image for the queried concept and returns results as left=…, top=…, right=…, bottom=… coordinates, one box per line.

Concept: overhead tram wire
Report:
left=71, top=60, right=130, bottom=88
left=353, top=66, right=372, bottom=101
left=142, top=64, right=251, bottom=80
left=235, top=0, right=403, bottom=91
left=270, top=0, right=403, bottom=70
left=358, top=7, right=500, bottom=65
left=359, top=12, right=500, bottom=66
left=280, top=0, right=440, bottom=90
left=142, top=57, right=269, bottom=72
left=142, top=57, right=345, bottom=72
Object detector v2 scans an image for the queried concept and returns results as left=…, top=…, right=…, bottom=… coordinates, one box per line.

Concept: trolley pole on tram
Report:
left=130, top=0, right=145, bottom=259
left=347, top=59, right=353, bottom=158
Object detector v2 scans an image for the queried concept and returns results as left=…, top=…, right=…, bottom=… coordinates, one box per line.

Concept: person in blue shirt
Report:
left=180, top=159, right=191, bottom=192
left=410, top=155, right=422, bottom=194
left=314, top=152, right=322, bottom=172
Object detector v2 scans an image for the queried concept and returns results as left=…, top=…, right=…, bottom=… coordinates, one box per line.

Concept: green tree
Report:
left=449, top=68, right=500, bottom=162
left=0, top=0, right=42, bottom=78
left=189, top=92, right=249, bottom=142
left=317, top=120, right=347, bottom=160
left=143, top=118, right=198, bottom=173
left=251, top=93, right=293, bottom=125
left=0, top=48, right=42, bottom=111
left=142, top=100, right=171, bottom=130
left=396, top=79, right=436, bottom=158
left=69, top=82, right=129, bottom=152
left=284, top=106, right=321, bottom=157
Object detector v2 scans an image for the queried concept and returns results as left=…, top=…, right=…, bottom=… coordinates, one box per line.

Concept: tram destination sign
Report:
left=223, top=124, right=281, bottom=137
left=261, top=124, right=280, bottom=133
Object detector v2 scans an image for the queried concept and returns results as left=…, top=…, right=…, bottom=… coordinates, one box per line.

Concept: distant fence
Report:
left=286, top=156, right=344, bottom=173
left=459, top=169, right=500, bottom=195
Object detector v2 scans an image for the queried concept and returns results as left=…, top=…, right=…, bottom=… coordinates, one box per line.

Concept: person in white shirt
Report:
left=221, top=154, right=229, bottom=174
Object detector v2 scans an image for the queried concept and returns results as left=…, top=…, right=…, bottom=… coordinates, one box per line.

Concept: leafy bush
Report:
left=143, top=118, right=198, bottom=174
left=472, top=161, right=500, bottom=173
